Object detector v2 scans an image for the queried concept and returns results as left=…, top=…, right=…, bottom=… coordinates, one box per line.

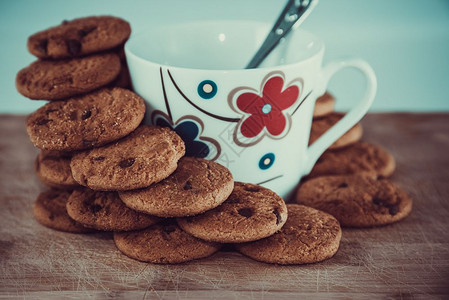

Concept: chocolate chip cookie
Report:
left=119, top=157, right=234, bottom=217
left=313, top=92, right=335, bottom=117
left=235, top=204, right=342, bottom=264
left=114, top=220, right=221, bottom=264
left=307, top=141, right=396, bottom=179
left=70, top=125, right=185, bottom=191
left=66, top=189, right=160, bottom=231
left=26, top=87, right=145, bottom=152
left=295, top=175, right=412, bottom=227
left=309, top=112, right=363, bottom=150
left=35, top=150, right=79, bottom=189
left=33, top=189, right=93, bottom=233
left=176, top=182, right=288, bottom=243
left=16, top=53, right=120, bottom=100
left=28, top=16, right=131, bottom=59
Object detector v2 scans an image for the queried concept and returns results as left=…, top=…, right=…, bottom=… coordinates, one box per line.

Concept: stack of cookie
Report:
left=31, top=122, right=342, bottom=265
left=14, top=17, right=153, bottom=232
left=295, top=92, right=413, bottom=227
left=18, top=16, right=410, bottom=266
left=16, top=16, right=344, bottom=266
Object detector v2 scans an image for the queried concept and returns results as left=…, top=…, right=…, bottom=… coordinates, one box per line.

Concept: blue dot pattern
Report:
left=197, top=80, right=217, bottom=99
left=259, top=153, right=275, bottom=170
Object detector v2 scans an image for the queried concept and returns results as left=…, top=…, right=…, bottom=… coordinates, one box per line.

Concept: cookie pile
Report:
left=18, top=16, right=343, bottom=266
left=31, top=128, right=343, bottom=265
left=296, top=92, right=413, bottom=227
left=17, top=16, right=411, bottom=266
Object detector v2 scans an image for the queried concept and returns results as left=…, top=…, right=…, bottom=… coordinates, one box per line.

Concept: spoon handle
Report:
left=245, top=0, right=318, bottom=69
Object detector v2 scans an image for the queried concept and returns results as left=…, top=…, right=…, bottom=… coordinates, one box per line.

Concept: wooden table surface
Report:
left=1, top=113, right=448, bottom=299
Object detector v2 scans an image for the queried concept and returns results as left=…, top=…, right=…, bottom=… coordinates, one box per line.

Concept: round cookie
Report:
left=307, top=141, right=396, bottom=179
left=16, top=53, right=120, bottom=100
left=313, top=92, right=335, bottom=117
left=66, top=189, right=160, bottom=231
left=114, top=220, right=221, bottom=264
left=235, top=204, right=341, bottom=264
left=70, top=125, right=185, bottom=191
left=33, top=189, right=93, bottom=233
left=295, top=175, right=413, bottom=227
left=26, top=87, right=145, bottom=151
left=309, top=112, right=363, bottom=150
left=119, top=157, right=234, bottom=217
left=28, top=16, right=131, bottom=59
left=176, top=182, right=288, bottom=243
left=35, top=151, right=79, bottom=189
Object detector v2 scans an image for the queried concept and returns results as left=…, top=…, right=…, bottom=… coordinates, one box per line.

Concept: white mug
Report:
left=125, top=20, right=377, bottom=199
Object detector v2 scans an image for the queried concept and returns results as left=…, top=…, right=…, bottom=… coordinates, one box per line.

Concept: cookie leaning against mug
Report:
left=295, top=175, right=412, bottom=227
left=16, top=53, right=121, bottom=100
left=235, top=204, right=342, bottom=265
left=26, top=87, right=145, bottom=152
left=70, top=125, right=185, bottom=191
left=176, top=182, right=287, bottom=243
left=309, top=112, right=363, bottom=150
left=307, top=141, right=396, bottom=179
left=313, top=92, right=335, bottom=117
left=27, top=16, right=131, bottom=59
left=119, top=157, right=234, bottom=217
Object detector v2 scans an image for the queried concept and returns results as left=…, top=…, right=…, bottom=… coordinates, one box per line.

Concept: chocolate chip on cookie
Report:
left=70, top=125, right=185, bottom=191
left=176, top=182, right=287, bottom=243
left=34, top=150, right=79, bottom=189
left=113, top=220, right=221, bottom=264
left=16, top=53, right=120, bottom=100
left=26, top=87, right=145, bottom=152
left=295, top=175, right=412, bottom=227
left=307, top=141, right=396, bottom=179
left=309, top=112, right=363, bottom=150
left=33, top=189, right=94, bottom=233
left=119, top=157, right=234, bottom=217
left=313, top=92, right=335, bottom=117
left=28, top=16, right=131, bottom=59
left=235, top=204, right=342, bottom=264
left=66, top=189, right=160, bottom=231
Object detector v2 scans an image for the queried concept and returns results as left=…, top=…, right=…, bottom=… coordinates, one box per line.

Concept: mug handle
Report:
left=304, top=58, right=377, bottom=174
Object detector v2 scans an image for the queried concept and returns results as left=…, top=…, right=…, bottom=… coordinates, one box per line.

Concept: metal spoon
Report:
left=245, top=0, right=318, bottom=69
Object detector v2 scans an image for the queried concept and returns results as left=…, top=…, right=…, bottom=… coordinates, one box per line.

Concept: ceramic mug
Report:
left=125, top=20, right=377, bottom=199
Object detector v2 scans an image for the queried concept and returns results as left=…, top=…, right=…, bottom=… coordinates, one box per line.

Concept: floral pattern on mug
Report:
left=228, top=71, right=303, bottom=147
left=151, top=110, right=221, bottom=161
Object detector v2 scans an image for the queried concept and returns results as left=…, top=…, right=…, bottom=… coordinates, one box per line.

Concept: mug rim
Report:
left=125, top=19, right=325, bottom=73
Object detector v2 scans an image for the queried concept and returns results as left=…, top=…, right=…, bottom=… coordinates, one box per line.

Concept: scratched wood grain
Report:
left=1, top=113, right=448, bottom=299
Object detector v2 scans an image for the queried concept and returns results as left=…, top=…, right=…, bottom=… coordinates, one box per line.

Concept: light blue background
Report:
left=1, top=0, right=448, bottom=114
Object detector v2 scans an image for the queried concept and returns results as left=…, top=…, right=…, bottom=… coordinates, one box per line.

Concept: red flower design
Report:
left=236, top=76, right=299, bottom=138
